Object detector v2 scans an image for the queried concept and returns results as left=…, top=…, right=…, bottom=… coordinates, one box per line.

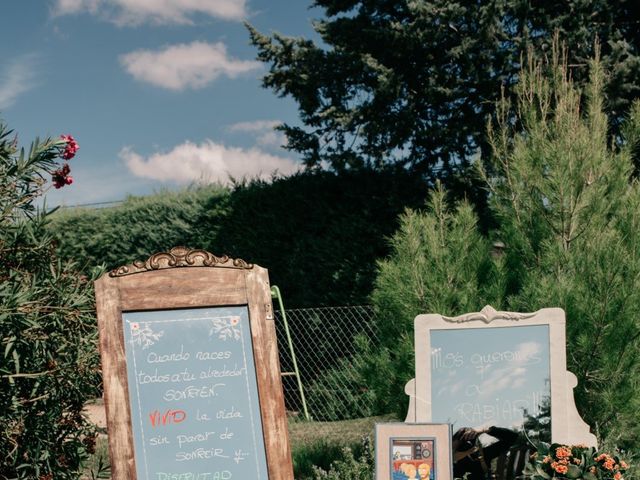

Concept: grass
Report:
left=81, top=436, right=110, bottom=479
left=289, top=415, right=393, bottom=478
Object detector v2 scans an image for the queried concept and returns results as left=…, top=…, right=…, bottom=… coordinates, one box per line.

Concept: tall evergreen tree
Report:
left=248, top=0, right=640, bottom=177
left=370, top=47, right=640, bottom=447
left=483, top=44, right=640, bottom=447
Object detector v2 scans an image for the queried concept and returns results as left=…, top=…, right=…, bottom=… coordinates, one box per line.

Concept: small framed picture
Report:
left=375, top=423, right=452, bottom=480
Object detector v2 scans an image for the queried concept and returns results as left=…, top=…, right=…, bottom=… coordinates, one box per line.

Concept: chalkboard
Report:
left=430, top=325, right=551, bottom=439
left=122, top=306, right=268, bottom=480
left=409, top=306, right=597, bottom=447
left=95, top=247, right=293, bottom=480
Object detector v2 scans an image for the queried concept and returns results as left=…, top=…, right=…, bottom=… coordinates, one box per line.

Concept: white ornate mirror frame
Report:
left=405, top=306, right=597, bottom=447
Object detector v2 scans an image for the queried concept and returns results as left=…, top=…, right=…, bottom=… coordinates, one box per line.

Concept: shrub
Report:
left=0, top=123, right=101, bottom=479
left=305, top=335, right=377, bottom=421
left=311, top=436, right=374, bottom=480
left=293, top=439, right=355, bottom=480
left=50, top=185, right=228, bottom=271
left=370, top=186, right=499, bottom=417
left=51, top=168, right=430, bottom=308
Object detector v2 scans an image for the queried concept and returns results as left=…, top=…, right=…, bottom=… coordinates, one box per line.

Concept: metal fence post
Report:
left=271, top=285, right=310, bottom=421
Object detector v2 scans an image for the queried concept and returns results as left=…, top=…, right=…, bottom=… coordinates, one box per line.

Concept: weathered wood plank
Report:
left=119, top=267, right=247, bottom=311
left=246, top=265, right=294, bottom=480
left=95, top=275, right=137, bottom=479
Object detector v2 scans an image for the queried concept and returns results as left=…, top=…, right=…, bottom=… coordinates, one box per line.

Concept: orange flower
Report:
left=543, top=456, right=552, bottom=464
left=554, top=464, right=569, bottom=475
left=620, top=461, right=629, bottom=470
left=614, top=472, right=623, bottom=480
left=556, top=447, right=572, bottom=459
left=603, top=460, right=616, bottom=471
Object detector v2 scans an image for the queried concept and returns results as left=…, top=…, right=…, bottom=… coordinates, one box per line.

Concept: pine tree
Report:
left=483, top=43, right=640, bottom=447
left=248, top=0, right=640, bottom=176
left=371, top=45, right=640, bottom=447
left=370, top=185, right=500, bottom=416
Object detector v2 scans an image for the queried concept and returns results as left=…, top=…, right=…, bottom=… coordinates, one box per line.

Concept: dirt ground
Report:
left=83, top=398, right=107, bottom=430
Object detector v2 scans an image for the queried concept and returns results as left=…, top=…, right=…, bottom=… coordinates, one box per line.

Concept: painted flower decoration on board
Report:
left=129, top=322, right=163, bottom=349
left=210, top=316, right=241, bottom=341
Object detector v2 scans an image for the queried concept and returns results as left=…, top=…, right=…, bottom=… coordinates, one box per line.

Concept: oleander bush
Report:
left=0, top=123, right=101, bottom=479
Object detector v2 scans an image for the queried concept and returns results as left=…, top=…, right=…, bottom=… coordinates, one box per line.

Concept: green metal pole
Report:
left=271, top=285, right=310, bottom=421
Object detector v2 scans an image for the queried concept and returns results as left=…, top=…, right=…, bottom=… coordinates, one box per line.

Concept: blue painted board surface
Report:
left=122, top=306, right=268, bottom=480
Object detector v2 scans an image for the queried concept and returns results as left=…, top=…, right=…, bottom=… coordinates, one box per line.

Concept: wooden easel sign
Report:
left=94, top=247, right=293, bottom=480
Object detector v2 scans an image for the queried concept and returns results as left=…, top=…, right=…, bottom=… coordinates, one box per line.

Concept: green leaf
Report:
left=536, top=465, right=552, bottom=479
left=567, top=464, right=582, bottom=479
left=4, top=335, right=16, bottom=358
left=12, top=349, right=20, bottom=374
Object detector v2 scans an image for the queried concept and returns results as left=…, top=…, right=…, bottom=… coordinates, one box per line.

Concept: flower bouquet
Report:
left=524, top=444, right=629, bottom=480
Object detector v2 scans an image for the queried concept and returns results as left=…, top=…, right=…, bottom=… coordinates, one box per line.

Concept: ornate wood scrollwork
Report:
left=109, top=246, right=253, bottom=277
left=441, top=304, right=536, bottom=323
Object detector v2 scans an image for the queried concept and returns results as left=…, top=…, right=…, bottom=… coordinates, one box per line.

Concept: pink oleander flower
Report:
left=52, top=163, right=72, bottom=189
left=60, top=134, right=79, bottom=160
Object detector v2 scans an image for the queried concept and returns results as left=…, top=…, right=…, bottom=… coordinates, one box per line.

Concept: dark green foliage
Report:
left=206, top=168, right=428, bottom=307
left=0, top=122, right=101, bottom=479
left=311, top=436, right=374, bottom=480
left=51, top=186, right=229, bottom=272
left=293, top=440, right=357, bottom=480
left=51, top=168, right=429, bottom=308
left=304, top=336, right=377, bottom=421
left=371, top=50, right=640, bottom=448
left=248, top=0, right=640, bottom=175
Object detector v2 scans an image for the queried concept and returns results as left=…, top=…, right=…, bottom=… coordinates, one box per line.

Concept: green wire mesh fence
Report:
left=273, top=305, right=395, bottom=445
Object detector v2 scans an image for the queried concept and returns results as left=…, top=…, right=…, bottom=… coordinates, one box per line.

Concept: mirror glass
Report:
left=430, top=325, right=551, bottom=445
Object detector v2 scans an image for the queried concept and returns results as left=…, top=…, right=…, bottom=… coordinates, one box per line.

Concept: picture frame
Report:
left=375, top=423, right=452, bottom=480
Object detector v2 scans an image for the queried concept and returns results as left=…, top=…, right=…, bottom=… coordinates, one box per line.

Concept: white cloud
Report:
left=227, top=120, right=286, bottom=147
left=54, top=0, right=100, bottom=15
left=120, top=41, right=260, bottom=91
left=228, top=120, right=281, bottom=133
left=53, top=0, right=247, bottom=25
left=256, top=130, right=285, bottom=147
left=0, top=55, right=39, bottom=110
left=120, top=140, right=300, bottom=184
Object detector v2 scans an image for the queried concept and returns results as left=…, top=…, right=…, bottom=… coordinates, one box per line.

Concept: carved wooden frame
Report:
left=406, top=306, right=597, bottom=447
left=94, top=247, right=293, bottom=480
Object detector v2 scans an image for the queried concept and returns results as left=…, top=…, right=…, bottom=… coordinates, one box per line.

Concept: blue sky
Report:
left=1, top=0, right=320, bottom=207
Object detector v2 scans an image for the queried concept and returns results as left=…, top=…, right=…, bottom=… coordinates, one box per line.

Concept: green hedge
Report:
left=50, top=169, right=430, bottom=308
